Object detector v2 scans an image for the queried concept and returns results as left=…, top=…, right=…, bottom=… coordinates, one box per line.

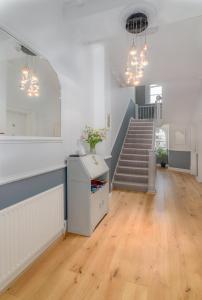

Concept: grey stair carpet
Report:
left=113, top=118, right=154, bottom=192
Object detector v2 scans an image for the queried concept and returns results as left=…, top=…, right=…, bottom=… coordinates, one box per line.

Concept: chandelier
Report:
left=125, top=13, right=149, bottom=86
left=20, top=46, right=40, bottom=97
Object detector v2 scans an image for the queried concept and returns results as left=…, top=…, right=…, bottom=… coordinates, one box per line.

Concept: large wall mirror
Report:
left=0, top=28, right=61, bottom=138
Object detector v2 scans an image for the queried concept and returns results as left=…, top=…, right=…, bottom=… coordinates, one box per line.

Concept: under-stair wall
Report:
left=110, top=99, right=136, bottom=185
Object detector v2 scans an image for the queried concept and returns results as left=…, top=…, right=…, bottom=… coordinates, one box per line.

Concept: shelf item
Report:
left=91, top=179, right=107, bottom=193
left=67, top=155, right=109, bottom=236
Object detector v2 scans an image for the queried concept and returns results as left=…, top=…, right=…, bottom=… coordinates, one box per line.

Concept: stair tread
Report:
left=127, top=133, right=153, bottom=135
left=123, top=148, right=148, bottom=150
left=126, top=139, right=152, bottom=141
left=121, top=153, right=149, bottom=157
left=130, top=123, right=153, bottom=125
left=113, top=180, right=147, bottom=187
left=125, top=141, right=152, bottom=144
left=118, top=166, right=148, bottom=170
left=116, top=173, right=148, bottom=178
left=119, top=159, right=149, bottom=164
left=125, top=145, right=151, bottom=147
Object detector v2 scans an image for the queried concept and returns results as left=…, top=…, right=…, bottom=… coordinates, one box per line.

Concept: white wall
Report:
left=0, top=61, right=7, bottom=134
left=191, top=86, right=202, bottom=180
left=110, top=75, right=134, bottom=149
left=0, top=40, right=95, bottom=182
left=162, top=79, right=200, bottom=153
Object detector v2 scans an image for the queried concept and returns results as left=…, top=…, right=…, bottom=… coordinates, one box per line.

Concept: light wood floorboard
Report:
left=1, top=169, right=202, bottom=299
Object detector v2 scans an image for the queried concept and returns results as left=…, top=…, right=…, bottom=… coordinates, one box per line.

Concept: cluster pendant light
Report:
left=20, top=46, right=40, bottom=97
left=125, top=13, right=149, bottom=86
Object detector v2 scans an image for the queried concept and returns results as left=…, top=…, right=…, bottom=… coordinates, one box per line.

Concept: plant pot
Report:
left=161, top=162, right=166, bottom=168
left=89, top=144, right=96, bottom=154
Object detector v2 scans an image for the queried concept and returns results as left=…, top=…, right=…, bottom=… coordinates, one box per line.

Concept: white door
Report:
left=7, top=110, right=27, bottom=136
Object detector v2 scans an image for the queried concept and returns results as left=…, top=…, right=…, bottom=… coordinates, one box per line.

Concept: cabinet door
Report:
left=90, top=184, right=109, bottom=231
left=102, top=183, right=109, bottom=214
left=91, top=191, right=101, bottom=230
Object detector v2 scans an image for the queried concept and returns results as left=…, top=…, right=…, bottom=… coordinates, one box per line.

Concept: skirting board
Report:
left=168, top=167, right=190, bottom=174
left=156, top=164, right=191, bottom=174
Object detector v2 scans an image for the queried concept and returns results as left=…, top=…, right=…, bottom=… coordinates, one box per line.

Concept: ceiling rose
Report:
left=124, top=12, right=149, bottom=86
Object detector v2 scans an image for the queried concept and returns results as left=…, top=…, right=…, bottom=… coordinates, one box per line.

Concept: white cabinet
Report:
left=67, top=155, right=109, bottom=236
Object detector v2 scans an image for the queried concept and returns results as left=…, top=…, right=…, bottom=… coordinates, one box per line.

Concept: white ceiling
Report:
left=63, top=0, right=202, bottom=24
left=0, top=0, right=202, bottom=85
left=62, top=0, right=202, bottom=84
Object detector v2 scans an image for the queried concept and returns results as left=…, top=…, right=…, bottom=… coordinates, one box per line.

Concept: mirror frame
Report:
left=0, top=25, right=63, bottom=144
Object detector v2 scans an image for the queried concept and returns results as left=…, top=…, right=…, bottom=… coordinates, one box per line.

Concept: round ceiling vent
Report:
left=126, top=12, right=148, bottom=34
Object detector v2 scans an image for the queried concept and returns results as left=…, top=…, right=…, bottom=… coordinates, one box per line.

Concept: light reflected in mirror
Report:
left=0, top=29, right=61, bottom=137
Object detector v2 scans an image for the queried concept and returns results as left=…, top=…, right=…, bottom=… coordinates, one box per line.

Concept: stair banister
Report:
left=135, top=104, right=139, bottom=119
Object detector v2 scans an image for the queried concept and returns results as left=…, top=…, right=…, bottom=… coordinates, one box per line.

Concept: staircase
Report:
left=113, top=118, right=155, bottom=192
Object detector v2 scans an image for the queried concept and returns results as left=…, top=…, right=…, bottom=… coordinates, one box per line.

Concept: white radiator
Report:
left=0, top=184, right=64, bottom=291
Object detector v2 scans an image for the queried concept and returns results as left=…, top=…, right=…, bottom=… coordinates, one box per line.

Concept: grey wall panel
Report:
left=169, top=150, right=191, bottom=170
left=0, top=168, right=67, bottom=219
left=135, top=85, right=145, bottom=105
left=111, top=99, right=135, bottom=182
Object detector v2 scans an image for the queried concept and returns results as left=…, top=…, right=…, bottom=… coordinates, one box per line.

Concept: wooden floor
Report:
left=1, top=169, right=202, bottom=300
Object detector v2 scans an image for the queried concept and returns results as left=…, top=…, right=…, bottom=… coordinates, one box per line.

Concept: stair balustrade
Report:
left=136, top=101, right=162, bottom=122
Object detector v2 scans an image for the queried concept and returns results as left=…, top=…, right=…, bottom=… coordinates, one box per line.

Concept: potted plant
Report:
left=82, top=126, right=106, bottom=154
left=156, top=147, right=168, bottom=168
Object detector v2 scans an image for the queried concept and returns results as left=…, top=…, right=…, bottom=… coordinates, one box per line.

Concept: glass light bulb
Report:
left=134, top=80, right=140, bottom=86
left=32, top=75, right=38, bottom=82
left=142, top=60, right=149, bottom=66
left=22, top=67, right=29, bottom=75
left=144, top=44, right=148, bottom=51
left=130, top=47, right=137, bottom=56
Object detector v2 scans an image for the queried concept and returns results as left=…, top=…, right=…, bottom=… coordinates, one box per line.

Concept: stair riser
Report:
left=125, top=138, right=152, bottom=144
left=120, top=154, right=149, bottom=161
left=115, top=175, right=148, bottom=184
left=124, top=143, right=152, bottom=149
left=129, top=126, right=153, bottom=131
left=130, top=122, right=153, bottom=125
left=119, top=160, right=148, bottom=168
left=122, top=149, right=148, bottom=155
left=131, top=120, right=153, bottom=122
left=113, top=183, right=147, bottom=192
left=127, top=134, right=153, bottom=139
left=128, top=130, right=153, bottom=135
left=130, top=121, right=153, bottom=126
left=117, top=167, right=148, bottom=176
